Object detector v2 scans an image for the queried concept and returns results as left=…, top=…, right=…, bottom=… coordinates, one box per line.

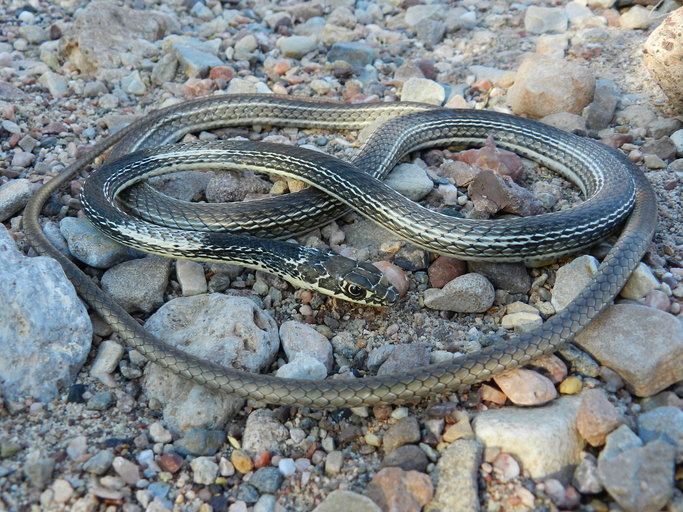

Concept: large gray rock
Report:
left=0, top=179, right=39, bottom=222
left=429, top=439, right=483, bottom=511
left=473, top=396, right=583, bottom=483
left=142, top=295, right=279, bottom=433
left=574, top=304, right=683, bottom=397
left=60, top=217, right=137, bottom=269
left=0, top=225, right=91, bottom=402
left=101, top=256, right=171, bottom=313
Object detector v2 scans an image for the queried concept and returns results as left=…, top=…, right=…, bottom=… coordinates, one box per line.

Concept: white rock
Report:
left=384, top=163, right=434, bottom=201
left=671, top=130, right=683, bottom=156
left=400, top=77, right=445, bottom=105
left=242, top=409, right=289, bottom=454
left=190, top=457, right=218, bottom=485
left=149, top=422, right=172, bottom=444
left=524, top=6, right=568, bottom=33
left=0, top=179, right=39, bottom=222
left=279, top=321, right=333, bottom=370
left=90, top=340, right=124, bottom=383
left=423, top=273, right=495, bottom=313
left=276, top=354, right=328, bottom=380
left=175, top=260, right=207, bottom=296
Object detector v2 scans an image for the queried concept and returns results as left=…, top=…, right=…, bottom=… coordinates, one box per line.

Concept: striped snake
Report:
left=24, top=95, right=657, bottom=407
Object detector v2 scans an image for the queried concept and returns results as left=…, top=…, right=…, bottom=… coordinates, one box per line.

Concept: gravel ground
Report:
left=1, top=1, right=682, bottom=511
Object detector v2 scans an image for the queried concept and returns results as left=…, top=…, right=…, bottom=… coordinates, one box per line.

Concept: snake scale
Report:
left=23, top=95, right=657, bottom=408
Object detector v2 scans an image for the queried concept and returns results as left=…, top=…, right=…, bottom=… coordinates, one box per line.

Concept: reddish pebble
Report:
left=373, top=261, right=410, bottom=298
left=157, top=452, right=184, bottom=473
left=253, top=450, right=271, bottom=469
left=209, top=66, right=235, bottom=81
left=272, top=60, right=291, bottom=75
left=428, top=256, right=467, bottom=288
left=42, top=122, right=68, bottom=134
left=576, top=388, right=624, bottom=446
left=492, top=452, right=520, bottom=482
left=299, top=289, right=313, bottom=304
left=493, top=368, right=557, bottom=406
left=184, top=78, right=216, bottom=97
left=600, top=133, right=633, bottom=148
left=643, top=289, right=671, bottom=311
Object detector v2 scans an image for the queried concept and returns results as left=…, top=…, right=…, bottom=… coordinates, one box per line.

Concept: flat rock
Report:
left=0, top=225, right=91, bottom=402
left=400, top=77, right=445, bottom=105
left=576, top=388, right=624, bottom=447
left=142, top=295, right=278, bottom=432
left=473, top=396, right=583, bottom=483
left=551, top=254, right=598, bottom=312
left=312, top=490, right=381, bottom=512
left=637, top=406, right=683, bottom=463
left=493, top=368, right=557, bottom=406
left=279, top=321, right=333, bottom=370
left=423, top=272, right=495, bottom=313
left=0, top=179, right=39, bottom=222
left=429, top=439, right=483, bottom=512
left=101, top=256, right=171, bottom=313
left=574, top=304, right=683, bottom=397
left=366, top=467, right=433, bottom=512
left=467, top=261, right=530, bottom=293
left=60, top=217, right=137, bottom=269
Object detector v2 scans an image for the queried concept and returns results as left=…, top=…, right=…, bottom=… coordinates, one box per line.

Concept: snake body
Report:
left=23, top=95, right=657, bottom=407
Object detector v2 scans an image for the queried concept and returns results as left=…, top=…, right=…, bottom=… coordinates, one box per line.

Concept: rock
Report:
left=23, top=450, right=55, bottom=489
left=101, top=256, right=171, bottom=313
left=231, top=449, right=253, bottom=474
left=66, top=436, right=87, bottom=461
left=638, top=406, right=683, bottom=463
left=275, top=355, right=327, bottom=380
left=618, top=104, right=657, bottom=130
left=647, top=118, right=682, bottom=139
left=39, top=71, right=69, bottom=97
left=598, top=426, right=675, bottom=512
left=58, top=0, right=177, bottom=76
left=400, top=77, right=445, bottom=105
left=234, top=34, right=257, bottom=60
left=672, top=130, right=683, bottom=156
left=467, top=261, right=530, bottom=294
left=620, top=5, right=657, bottom=30
left=173, top=43, right=223, bottom=79
left=643, top=8, right=683, bottom=110
left=576, top=389, right=624, bottom=447
left=540, top=112, right=586, bottom=134
left=508, top=54, right=595, bottom=118
left=327, top=42, right=376, bottom=68
left=428, top=256, right=467, bottom=288
left=442, top=417, right=475, bottom=442
left=574, top=304, right=683, bottom=397
left=149, top=422, right=173, bottom=444
left=86, top=391, right=114, bottom=411
left=242, top=409, right=289, bottom=454
left=384, top=163, right=433, bottom=201
left=423, top=273, right=495, bottom=313
left=249, top=466, right=284, bottom=493
left=174, top=429, right=224, bottom=457
left=51, top=478, right=74, bottom=503
left=524, top=6, right=568, bottom=34
left=0, top=225, right=91, bottom=402
left=583, top=78, right=619, bottom=130
left=151, top=52, right=178, bottom=84
left=641, top=137, right=678, bottom=162
left=382, top=416, right=421, bottom=453
left=142, top=295, right=277, bottom=432
left=366, top=467, right=433, bottom=512
left=405, top=4, right=442, bottom=27
left=90, top=340, right=124, bottom=379
left=381, top=445, right=429, bottom=472
left=83, top=450, right=115, bottom=475
left=558, top=376, right=583, bottom=394
left=279, top=35, right=316, bottom=59
left=551, top=254, right=598, bottom=312
left=175, top=260, right=207, bottom=296
left=377, top=344, right=430, bottom=376
left=279, top=321, right=333, bottom=370
left=473, top=396, right=582, bottom=483
left=11, top=151, right=36, bottom=168
left=112, top=456, right=140, bottom=485
left=190, top=457, right=218, bottom=485
left=493, top=369, right=557, bottom=406
left=572, top=452, right=602, bottom=494
left=429, top=440, right=482, bottom=512
left=455, top=136, right=525, bottom=183
left=205, top=170, right=271, bottom=202
left=500, top=311, right=543, bottom=334
left=468, top=170, right=544, bottom=217
left=59, top=217, right=136, bottom=268
left=493, top=452, right=521, bottom=482
left=324, top=450, right=343, bottom=476
left=312, top=490, right=381, bottom=512
left=0, top=179, right=38, bottom=222
left=121, top=70, right=146, bottom=95
left=620, top=262, right=660, bottom=300
left=19, top=24, right=48, bottom=44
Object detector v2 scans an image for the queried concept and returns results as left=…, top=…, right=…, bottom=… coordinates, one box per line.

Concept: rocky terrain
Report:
left=0, top=0, right=682, bottom=511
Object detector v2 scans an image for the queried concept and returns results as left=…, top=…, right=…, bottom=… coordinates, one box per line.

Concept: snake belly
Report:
left=23, top=95, right=657, bottom=408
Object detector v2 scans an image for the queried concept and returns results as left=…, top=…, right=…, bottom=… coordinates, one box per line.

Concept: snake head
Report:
left=319, top=255, right=398, bottom=307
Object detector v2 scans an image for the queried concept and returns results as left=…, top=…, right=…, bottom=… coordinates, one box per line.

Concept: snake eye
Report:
left=346, top=284, right=365, bottom=299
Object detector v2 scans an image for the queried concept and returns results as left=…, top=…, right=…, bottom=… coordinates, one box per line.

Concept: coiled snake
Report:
left=23, top=95, right=657, bottom=407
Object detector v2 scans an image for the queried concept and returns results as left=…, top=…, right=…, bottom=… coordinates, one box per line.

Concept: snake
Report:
left=23, top=94, right=657, bottom=408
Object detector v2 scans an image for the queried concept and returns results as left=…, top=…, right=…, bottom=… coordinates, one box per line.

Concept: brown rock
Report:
left=480, top=384, right=508, bottom=405
left=157, top=452, right=184, bottom=473
left=383, top=417, right=421, bottom=454
left=494, top=368, right=558, bottom=406
left=439, top=159, right=480, bottom=187
left=507, top=54, right=595, bottom=118
left=427, top=256, right=467, bottom=288
left=455, top=136, right=525, bottom=182
left=366, top=467, right=434, bottom=512
left=643, top=8, right=683, bottom=110
left=373, top=261, right=410, bottom=297
left=529, top=354, right=568, bottom=384
left=468, top=170, right=544, bottom=217
left=576, top=389, right=624, bottom=447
